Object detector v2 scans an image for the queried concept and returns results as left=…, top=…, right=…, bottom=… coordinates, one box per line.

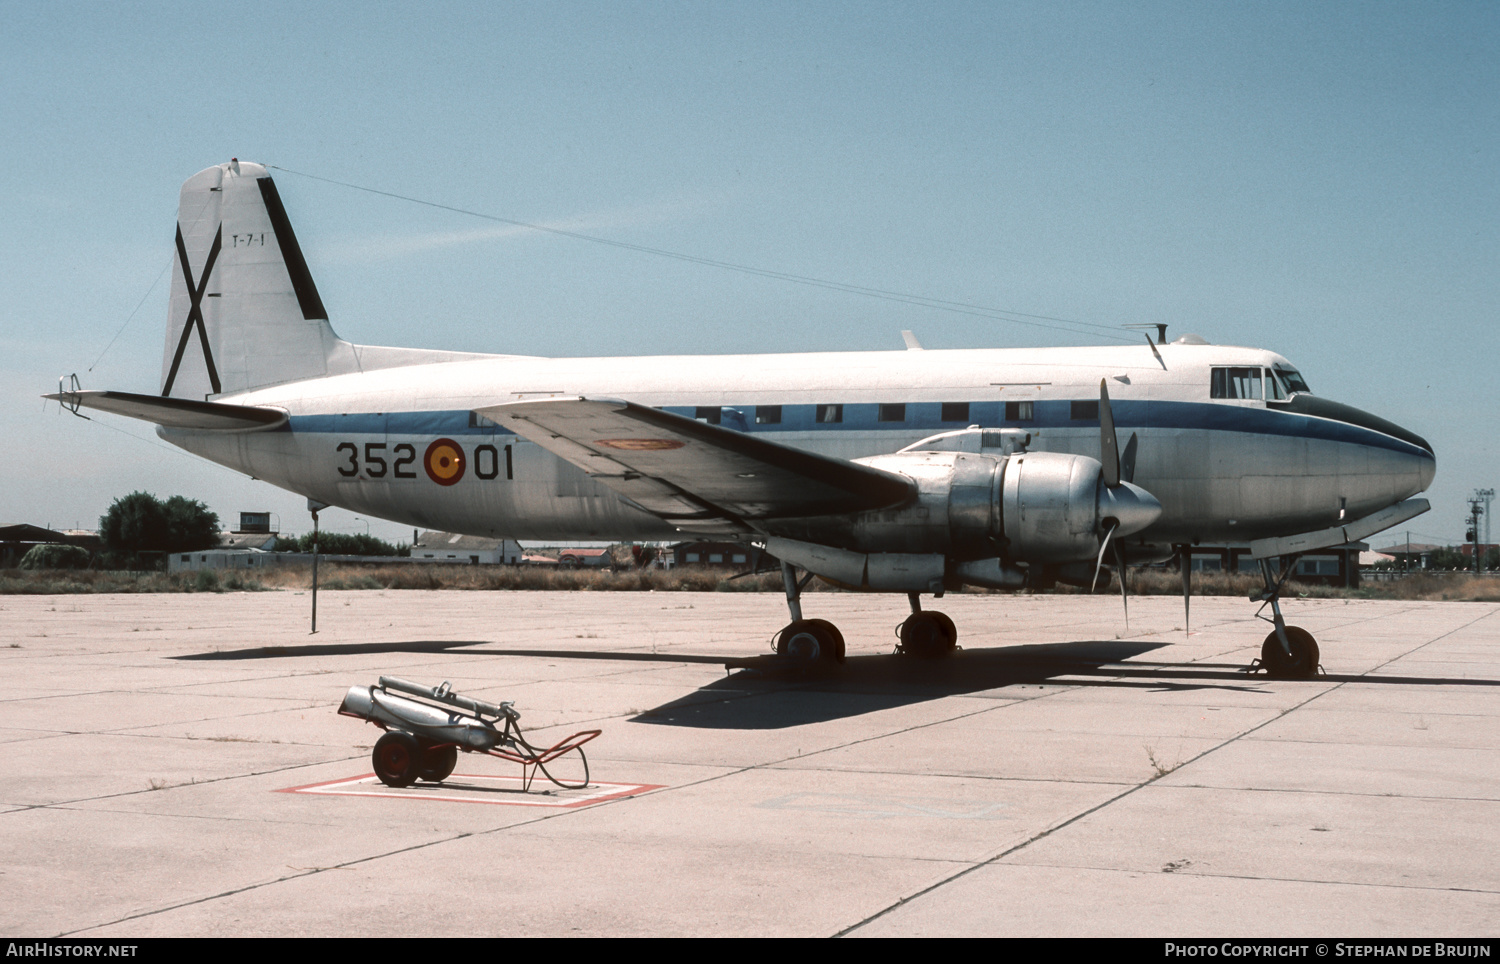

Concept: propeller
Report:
left=1092, top=380, right=1150, bottom=627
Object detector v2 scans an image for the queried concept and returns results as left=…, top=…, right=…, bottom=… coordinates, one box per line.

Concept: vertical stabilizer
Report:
left=161, top=160, right=355, bottom=398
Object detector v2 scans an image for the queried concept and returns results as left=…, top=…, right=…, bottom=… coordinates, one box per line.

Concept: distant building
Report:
left=1181, top=542, right=1366, bottom=588
left=558, top=548, right=609, bottom=568
left=1373, top=543, right=1444, bottom=570
left=410, top=531, right=522, bottom=565
left=672, top=541, right=773, bottom=571
left=0, top=524, right=97, bottom=567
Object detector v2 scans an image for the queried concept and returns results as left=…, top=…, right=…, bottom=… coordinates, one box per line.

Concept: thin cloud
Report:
left=321, top=195, right=719, bottom=264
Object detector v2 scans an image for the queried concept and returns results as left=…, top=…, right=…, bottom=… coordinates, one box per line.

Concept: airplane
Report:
left=48, top=159, right=1436, bottom=678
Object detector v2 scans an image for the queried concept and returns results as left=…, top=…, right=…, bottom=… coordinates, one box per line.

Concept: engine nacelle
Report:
left=763, top=443, right=1160, bottom=584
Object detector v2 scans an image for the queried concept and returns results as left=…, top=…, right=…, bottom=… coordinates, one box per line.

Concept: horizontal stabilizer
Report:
left=1249, top=498, right=1430, bottom=559
left=45, top=390, right=288, bottom=431
left=478, top=397, right=915, bottom=527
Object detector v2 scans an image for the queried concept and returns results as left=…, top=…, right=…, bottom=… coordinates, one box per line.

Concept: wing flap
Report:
left=45, top=390, right=288, bottom=432
left=478, top=397, right=914, bottom=523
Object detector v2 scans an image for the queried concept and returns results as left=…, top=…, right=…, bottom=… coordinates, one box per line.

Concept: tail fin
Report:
left=162, top=160, right=356, bottom=398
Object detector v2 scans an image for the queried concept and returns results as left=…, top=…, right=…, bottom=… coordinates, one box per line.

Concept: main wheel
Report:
left=900, top=611, right=958, bottom=658
left=776, top=619, right=842, bottom=663
left=1260, top=627, right=1319, bottom=679
left=418, top=744, right=458, bottom=783
left=372, top=732, right=422, bottom=787
left=805, top=618, right=846, bottom=662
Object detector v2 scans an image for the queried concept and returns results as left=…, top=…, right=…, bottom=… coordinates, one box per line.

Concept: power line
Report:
left=267, top=164, right=1139, bottom=344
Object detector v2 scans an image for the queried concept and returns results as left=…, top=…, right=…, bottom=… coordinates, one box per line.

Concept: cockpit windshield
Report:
left=1272, top=365, right=1310, bottom=395
left=1212, top=365, right=1311, bottom=402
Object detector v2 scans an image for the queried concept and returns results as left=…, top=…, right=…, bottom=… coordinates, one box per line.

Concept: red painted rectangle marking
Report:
left=279, top=772, right=663, bottom=808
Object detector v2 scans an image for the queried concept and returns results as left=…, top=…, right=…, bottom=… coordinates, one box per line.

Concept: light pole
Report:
left=1477, top=489, right=1495, bottom=573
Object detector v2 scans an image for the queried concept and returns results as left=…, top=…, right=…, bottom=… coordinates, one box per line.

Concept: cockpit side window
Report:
left=1272, top=365, right=1310, bottom=394
left=1210, top=367, right=1262, bottom=400
left=1265, top=368, right=1286, bottom=401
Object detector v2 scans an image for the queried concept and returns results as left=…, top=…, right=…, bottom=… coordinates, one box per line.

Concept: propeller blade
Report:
left=1120, top=432, right=1138, bottom=486
left=1099, top=379, right=1120, bottom=488
left=1092, top=521, right=1116, bottom=592
left=1180, top=546, right=1192, bottom=635
left=1112, top=537, right=1130, bottom=628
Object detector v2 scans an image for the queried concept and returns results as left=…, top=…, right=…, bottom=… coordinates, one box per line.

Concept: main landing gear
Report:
left=773, top=563, right=958, bottom=664
left=1250, top=555, right=1322, bottom=679
left=774, top=562, right=845, bottom=663
left=897, top=592, right=958, bottom=658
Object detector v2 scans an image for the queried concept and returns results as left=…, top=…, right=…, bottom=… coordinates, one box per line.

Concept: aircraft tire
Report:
left=1260, top=627, right=1319, bottom=679
left=900, top=611, right=958, bottom=658
left=776, top=619, right=841, bottom=663
left=418, top=744, right=458, bottom=783
left=373, top=732, right=422, bottom=787
left=806, top=618, right=846, bottom=662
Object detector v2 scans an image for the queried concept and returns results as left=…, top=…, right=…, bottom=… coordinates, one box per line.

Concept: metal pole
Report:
left=310, top=509, right=319, bottom=634
left=307, top=498, right=329, bottom=634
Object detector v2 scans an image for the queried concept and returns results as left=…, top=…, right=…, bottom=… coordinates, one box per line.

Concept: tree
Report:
left=287, top=532, right=403, bottom=556
left=100, top=492, right=220, bottom=557
left=19, top=544, right=91, bottom=570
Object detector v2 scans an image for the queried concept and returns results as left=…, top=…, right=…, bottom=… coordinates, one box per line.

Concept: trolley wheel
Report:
left=418, top=744, right=458, bottom=783
left=372, top=732, right=422, bottom=787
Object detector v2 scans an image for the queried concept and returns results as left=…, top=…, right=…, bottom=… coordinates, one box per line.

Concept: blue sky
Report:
left=3, top=1, right=1495, bottom=546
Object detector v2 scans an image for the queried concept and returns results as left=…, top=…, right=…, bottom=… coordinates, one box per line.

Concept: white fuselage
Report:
left=163, top=341, right=1435, bottom=549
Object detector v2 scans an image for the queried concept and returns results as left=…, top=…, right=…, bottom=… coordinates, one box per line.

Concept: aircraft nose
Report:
left=1418, top=444, right=1436, bottom=491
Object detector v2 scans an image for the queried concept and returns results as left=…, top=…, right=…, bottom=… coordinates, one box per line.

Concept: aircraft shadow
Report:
left=632, top=642, right=1500, bottom=730
left=634, top=640, right=1187, bottom=729
left=172, top=638, right=1500, bottom=731
left=173, top=640, right=498, bottom=660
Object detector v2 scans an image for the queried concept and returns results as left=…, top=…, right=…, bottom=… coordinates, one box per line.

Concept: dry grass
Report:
left=249, top=563, right=789, bottom=593
left=3, top=563, right=1498, bottom=601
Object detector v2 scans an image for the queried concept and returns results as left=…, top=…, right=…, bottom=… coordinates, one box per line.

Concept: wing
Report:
left=44, top=390, right=288, bottom=431
left=477, top=397, right=915, bottom=534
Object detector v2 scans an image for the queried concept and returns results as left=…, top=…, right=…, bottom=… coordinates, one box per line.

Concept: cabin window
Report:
left=1070, top=400, right=1099, bottom=420
left=940, top=402, right=970, bottom=422
left=754, top=406, right=782, bottom=425
left=878, top=403, right=906, bottom=423
left=1004, top=401, right=1034, bottom=421
left=1210, top=367, right=1262, bottom=400
left=816, top=404, right=843, bottom=423
left=694, top=406, right=721, bottom=425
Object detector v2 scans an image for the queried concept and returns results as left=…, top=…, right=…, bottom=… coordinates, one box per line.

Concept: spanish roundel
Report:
left=424, top=438, right=466, bottom=485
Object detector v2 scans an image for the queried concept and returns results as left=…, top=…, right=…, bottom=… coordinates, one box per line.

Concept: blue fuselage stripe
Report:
left=283, top=400, right=1431, bottom=459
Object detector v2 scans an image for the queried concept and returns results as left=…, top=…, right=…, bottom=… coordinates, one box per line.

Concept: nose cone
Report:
left=1418, top=447, right=1436, bottom=492
left=1100, top=481, right=1162, bottom=538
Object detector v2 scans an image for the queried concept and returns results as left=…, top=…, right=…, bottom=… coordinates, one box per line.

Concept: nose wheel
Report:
left=1250, top=556, right=1323, bottom=678
left=1260, top=626, right=1320, bottom=679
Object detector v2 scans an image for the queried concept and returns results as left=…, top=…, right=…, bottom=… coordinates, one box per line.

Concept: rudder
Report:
left=161, top=160, right=354, bottom=398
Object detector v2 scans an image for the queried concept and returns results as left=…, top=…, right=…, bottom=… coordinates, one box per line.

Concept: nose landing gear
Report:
left=1250, top=556, right=1323, bottom=679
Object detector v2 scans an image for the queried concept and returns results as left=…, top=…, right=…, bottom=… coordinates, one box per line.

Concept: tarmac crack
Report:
left=834, top=608, right=1500, bottom=936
